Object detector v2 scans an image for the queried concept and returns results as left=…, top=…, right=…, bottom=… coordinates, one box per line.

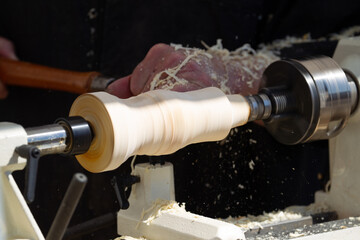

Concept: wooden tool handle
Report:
left=0, top=58, right=101, bottom=94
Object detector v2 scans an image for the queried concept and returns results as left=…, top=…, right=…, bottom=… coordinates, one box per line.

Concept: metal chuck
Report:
left=246, top=56, right=359, bottom=145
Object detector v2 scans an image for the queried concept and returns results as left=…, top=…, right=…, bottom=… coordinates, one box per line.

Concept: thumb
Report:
left=106, top=75, right=133, bottom=99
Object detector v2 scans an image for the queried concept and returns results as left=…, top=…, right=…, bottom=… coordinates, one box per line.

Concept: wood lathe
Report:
left=1, top=37, right=360, bottom=239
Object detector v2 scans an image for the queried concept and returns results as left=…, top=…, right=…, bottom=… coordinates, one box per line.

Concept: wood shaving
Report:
left=116, top=237, right=147, bottom=240
left=130, top=155, right=137, bottom=174
left=248, top=160, right=255, bottom=170
left=289, top=231, right=306, bottom=238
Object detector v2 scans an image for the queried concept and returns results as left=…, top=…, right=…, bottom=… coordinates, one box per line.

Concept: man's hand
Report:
left=107, top=42, right=278, bottom=98
left=0, top=37, right=18, bottom=99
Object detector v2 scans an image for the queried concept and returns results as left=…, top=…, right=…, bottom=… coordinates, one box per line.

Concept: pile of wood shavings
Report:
left=117, top=200, right=186, bottom=240
left=285, top=202, right=332, bottom=216
left=141, top=199, right=186, bottom=226
left=222, top=210, right=302, bottom=230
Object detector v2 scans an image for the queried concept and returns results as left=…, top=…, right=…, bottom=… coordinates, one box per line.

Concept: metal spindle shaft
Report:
left=26, top=124, right=68, bottom=155
left=25, top=116, right=93, bottom=156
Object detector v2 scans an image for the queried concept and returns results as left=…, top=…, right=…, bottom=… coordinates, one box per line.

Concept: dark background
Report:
left=0, top=0, right=359, bottom=239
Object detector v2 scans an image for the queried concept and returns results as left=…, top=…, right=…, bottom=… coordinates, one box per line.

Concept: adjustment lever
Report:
left=16, top=145, right=40, bottom=204
left=111, top=175, right=140, bottom=210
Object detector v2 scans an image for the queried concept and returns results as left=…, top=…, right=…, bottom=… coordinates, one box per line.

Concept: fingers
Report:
left=0, top=81, right=8, bottom=99
left=106, top=75, right=133, bottom=99
left=0, top=37, right=18, bottom=60
left=0, top=37, right=16, bottom=99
